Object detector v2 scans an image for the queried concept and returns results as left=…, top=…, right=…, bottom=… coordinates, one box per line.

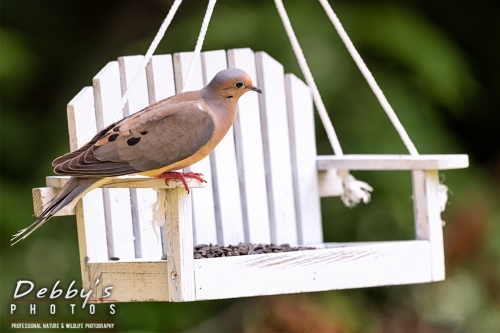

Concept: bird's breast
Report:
left=140, top=102, right=237, bottom=177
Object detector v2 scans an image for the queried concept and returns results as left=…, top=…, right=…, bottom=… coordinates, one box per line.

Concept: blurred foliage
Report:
left=1, top=0, right=499, bottom=332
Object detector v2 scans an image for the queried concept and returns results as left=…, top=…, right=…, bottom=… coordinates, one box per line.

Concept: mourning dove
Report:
left=12, top=68, right=262, bottom=244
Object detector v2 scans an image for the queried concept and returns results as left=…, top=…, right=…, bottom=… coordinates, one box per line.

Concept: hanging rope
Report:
left=274, top=0, right=342, bottom=156
left=115, top=0, right=183, bottom=118
left=182, top=0, right=218, bottom=92
left=318, top=0, right=451, bottom=211
left=318, top=0, right=419, bottom=156
left=274, top=0, right=372, bottom=207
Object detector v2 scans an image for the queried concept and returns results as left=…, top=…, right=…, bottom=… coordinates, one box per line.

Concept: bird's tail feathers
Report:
left=11, top=177, right=98, bottom=245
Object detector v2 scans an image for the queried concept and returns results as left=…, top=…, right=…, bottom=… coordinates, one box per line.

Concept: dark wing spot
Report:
left=112, top=126, right=120, bottom=132
left=127, top=137, right=141, bottom=146
left=108, top=134, right=119, bottom=142
left=140, top=131, right=148, bottom=135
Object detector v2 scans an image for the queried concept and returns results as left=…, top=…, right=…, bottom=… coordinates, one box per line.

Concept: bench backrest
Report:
left=67, top=48, right=322, bottom=262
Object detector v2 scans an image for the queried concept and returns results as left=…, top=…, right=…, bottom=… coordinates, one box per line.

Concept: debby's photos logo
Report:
left=9, top=279, right=116, bottom=330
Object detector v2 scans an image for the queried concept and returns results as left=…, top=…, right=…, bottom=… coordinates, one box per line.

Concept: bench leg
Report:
left=164, top=188, right=196, bottom=301
left=412, top=170, right=445, bottom=281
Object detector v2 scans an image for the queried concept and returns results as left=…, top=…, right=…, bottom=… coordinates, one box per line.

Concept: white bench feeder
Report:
left=31, top=0, right=468, bottom=303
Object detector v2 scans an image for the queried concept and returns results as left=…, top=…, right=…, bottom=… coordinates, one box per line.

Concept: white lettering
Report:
left=65, top=280, right=78, bottom=299
left=10, top=304, right=16, bottom=314
left=13, top=280, right=34, bottom=298
left=80, top=288, right=92, bottom=308
left=50, top=304, right=56, bottom=314
left=49, top=280, right=62, bottom=299
left=66, top=323, right=84, bottom=328
left=29, top=303, right=36, bottom=314
left=36, top=287, right=47, bottom=298
left=103, top=286, right=113, bottom=298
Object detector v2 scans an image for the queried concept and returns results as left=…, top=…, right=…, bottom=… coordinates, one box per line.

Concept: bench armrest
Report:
left=317, top=154, right=468, bottom=171
left=33, top=176, right=204, bottom=217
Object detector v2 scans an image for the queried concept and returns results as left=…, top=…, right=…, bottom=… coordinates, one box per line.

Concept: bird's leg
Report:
left=156, top=171, right=207, bottom=193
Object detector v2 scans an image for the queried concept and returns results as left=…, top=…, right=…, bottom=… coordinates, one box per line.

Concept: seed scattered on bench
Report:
left=193, top=243, right=315, bottom=259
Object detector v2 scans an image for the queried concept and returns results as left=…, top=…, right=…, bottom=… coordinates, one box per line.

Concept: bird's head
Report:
left=205, top=68, right=262, bottom=101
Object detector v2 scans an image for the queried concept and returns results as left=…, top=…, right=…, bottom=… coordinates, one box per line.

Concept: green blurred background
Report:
left=1, top=0, right=499, bottom=332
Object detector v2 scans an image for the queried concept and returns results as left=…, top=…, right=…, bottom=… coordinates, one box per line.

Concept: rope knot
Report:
left=338, top=170, right=373, bottom=207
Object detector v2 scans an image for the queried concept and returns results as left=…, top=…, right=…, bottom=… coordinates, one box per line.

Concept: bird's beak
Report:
left=247, top=85, right=262, bottom=94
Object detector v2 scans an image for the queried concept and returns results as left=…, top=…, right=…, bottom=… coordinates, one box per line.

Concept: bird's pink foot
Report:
left=156, top=171, right=207, bottom=193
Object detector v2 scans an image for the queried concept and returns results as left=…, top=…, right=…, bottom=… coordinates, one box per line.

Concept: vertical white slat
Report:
left=118, top=56, right=162, bottom=260
left=412, top=170, right=445, bottom=281
left=165, top=188, right=195, bottom=301
left=255, top=51, right=298, bottom=246
left=173, top=52, right=217, bottom=246
left=201, top=50, right=245, bottom=246
left=227, top=48, right=271, bottom=244
left=146, top=54, right=177, bottom=258
left=93, top=61, right=135, bottom=260
left=118, top=55, right=147, bottom=116
left=68, top=87, right=97, bottom=152
left=174, top=52, right=203, bottom=93
left=146, top=54, right=176, bottom=103
left=285, top=74, right=323, bottom=245
left=67, top=87, right=108, bottom=266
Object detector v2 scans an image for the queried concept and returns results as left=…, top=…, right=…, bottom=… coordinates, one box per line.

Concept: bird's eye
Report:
left=235, top=81, right=244, bottom=88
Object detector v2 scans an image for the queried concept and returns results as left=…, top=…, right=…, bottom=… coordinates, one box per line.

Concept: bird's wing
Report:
left=53, top=99, right=214, bottom=177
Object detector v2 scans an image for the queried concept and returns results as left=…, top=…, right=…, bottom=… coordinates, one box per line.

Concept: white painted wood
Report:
left=118, top=56, right=148, bottom=116
left=165, top=188, right=196, bottom=301
left=80, top=241, right=432, bottom=302
left=173, top=52, right=204, bottom=93
left=146, top=54, right=176, bottom=103
left=227, top=48, right=271, bottom=244
left=119, top=56, right=162, bottom=259
left=103, top=177, right=204, bottom=189
left=93, top=62, right=122, bottom=130
left=33, top=50, right=472, bottom=303
left=412, top=170, right=445, bottom=281
left=133, top=188, right=162, bottom=259
left=65, top=87, right=108, bottom=292
left=285, top=73, right=323, bottom=245
left=93, top=61, right=135, bottom=260
left=67, top=87, right=108, bottom=266
left=317, top=154, right=469, bottom=170
left=318, top=170, right=343, bottom=197
left=75, top=190, right=112, bottom=265
left=255, top=51, right=298, bottom=245
left=194, top=240, right=432, bottom=300
left=67, top=87, right=98, bottom=151
left=413, top=171, right=430, bottom=240
left=202, top=50, right=245, bottom=246
left=173, top=52, right=217, bottom=246
left=45, top=175, right=205, bottom=189
left=85, top=261, right=169, bottom=302
left=33, top=177, right=205, bottom=219
left=32, top=187, right=71, bottom=216
left=319, top=241, right=423, bottom=248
